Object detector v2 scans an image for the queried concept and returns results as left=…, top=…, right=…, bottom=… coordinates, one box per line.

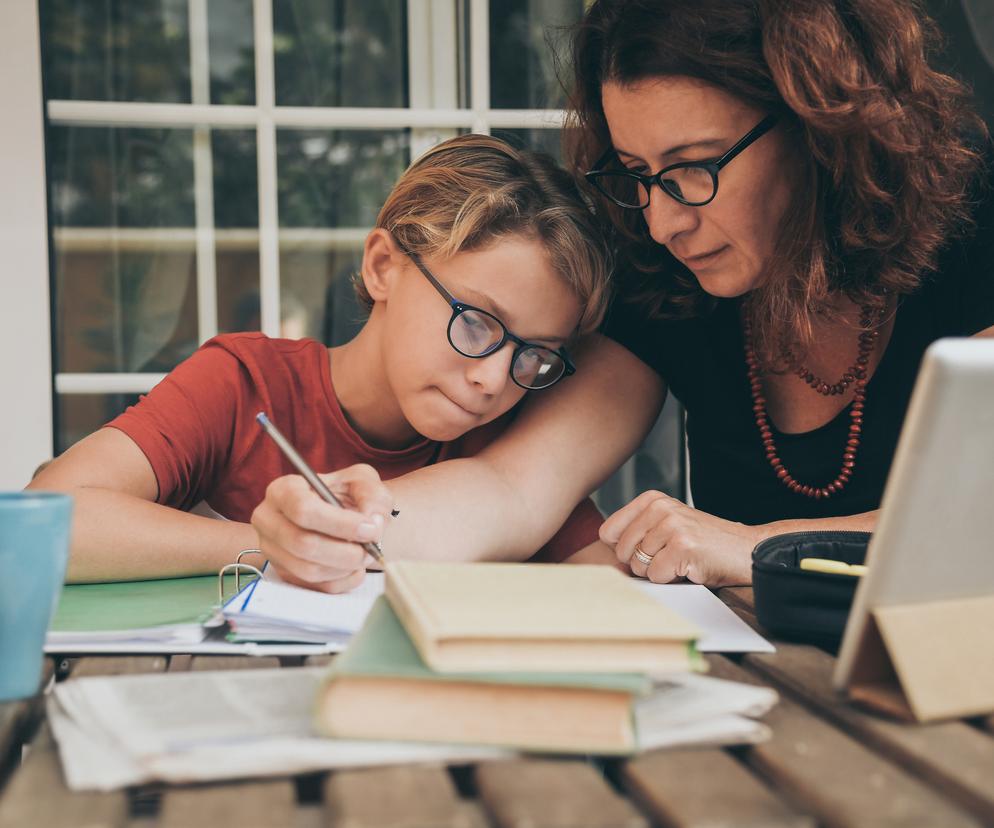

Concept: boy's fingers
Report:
left=264, top=475, right=384, bottom=543
left=319, top=465, right=394, bottom=521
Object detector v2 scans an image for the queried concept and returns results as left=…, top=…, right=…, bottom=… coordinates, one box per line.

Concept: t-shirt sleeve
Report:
left=529, top=497, right=603, bottom=563
left=106, top=340, right=250, bottom=511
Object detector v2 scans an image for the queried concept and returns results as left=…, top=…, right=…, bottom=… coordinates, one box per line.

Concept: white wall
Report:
left=0, top=2, right=54, bottom=489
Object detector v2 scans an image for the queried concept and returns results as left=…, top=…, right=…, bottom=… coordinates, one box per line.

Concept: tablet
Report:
left=833, top=337, right=994, bottom=719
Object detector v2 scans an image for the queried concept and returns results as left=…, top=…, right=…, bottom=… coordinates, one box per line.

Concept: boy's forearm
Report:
left=383, top=457, right=541, bottom=563
left=35, top=485, right=258, bottom=582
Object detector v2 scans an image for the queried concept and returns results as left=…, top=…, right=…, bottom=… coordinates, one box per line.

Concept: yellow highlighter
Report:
left=799, top=558, right=868, bottom=577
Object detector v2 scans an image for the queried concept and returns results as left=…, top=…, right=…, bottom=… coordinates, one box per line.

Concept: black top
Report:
left=603, top=172, right=994, bottom=526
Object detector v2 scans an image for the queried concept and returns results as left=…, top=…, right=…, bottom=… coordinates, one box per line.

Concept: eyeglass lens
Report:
left=449, top=309, right=566, bottom=389
left=596, top=164, right=716, bottom=208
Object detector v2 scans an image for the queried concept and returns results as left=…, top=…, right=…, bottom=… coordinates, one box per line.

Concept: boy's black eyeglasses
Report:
left=402, top=248, right=576, bottom=391
left=585, top=115, right=779, bottom=209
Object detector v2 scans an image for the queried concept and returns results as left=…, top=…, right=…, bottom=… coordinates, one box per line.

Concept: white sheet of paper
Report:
left=635, top=582, right=774, bottom=653
left=223, top=571, right=384, bottom=636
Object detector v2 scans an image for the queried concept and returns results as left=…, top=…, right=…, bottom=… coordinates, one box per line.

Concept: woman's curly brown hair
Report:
left=565, top=0, right=988, bottom=360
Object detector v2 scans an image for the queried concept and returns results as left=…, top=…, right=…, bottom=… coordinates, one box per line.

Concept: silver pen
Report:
left=256, top=411, right=386, bottom=566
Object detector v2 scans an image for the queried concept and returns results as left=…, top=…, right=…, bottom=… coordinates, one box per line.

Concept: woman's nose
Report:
left=642, top=190, right=699, bottom=247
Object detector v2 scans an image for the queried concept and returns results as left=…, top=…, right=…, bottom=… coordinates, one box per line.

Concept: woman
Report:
left=252, top=0, right=994, bottom=589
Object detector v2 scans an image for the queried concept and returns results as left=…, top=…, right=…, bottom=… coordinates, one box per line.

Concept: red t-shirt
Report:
left=108, top=333, right=600, bottom=563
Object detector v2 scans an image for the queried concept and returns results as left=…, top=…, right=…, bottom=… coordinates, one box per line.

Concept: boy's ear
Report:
left=361, top=229, right=404, bottom=302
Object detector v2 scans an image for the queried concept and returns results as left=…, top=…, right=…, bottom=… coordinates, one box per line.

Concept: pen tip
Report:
left=256, top=412, right=269, bottom=426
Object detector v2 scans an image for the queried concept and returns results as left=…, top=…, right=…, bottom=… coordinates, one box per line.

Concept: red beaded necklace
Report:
left=743, top=305, right=883, bottom=499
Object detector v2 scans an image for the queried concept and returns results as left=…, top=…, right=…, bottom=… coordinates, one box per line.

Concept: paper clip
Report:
left=217, top=548, right=266, bottom=604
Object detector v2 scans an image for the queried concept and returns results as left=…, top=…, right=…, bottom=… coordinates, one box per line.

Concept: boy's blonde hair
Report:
left=357, top=134, right=611, bottom=335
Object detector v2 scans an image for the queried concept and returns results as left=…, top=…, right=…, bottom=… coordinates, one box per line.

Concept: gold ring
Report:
left=633, top=543, right=655, bottom=567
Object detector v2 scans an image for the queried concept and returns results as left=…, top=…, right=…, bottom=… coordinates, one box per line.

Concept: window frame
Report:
left=43, top=0, right=566, bottom=403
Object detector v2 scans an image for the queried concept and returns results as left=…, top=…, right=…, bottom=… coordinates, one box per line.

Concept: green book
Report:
left=315, top=597, right=652, bottom=754
left=46, top=575, right=248, bottom=648
left=51, top=576, right=219, bottom=633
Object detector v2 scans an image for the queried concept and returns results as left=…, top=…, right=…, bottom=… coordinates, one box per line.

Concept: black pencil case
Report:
left=751, top=530, right=871, bottom=648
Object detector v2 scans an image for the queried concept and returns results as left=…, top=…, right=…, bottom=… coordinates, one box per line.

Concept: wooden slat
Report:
left=476, top=759, right=647, bottom=828
left=718, top=586, right=756, bottom=613
left=304, top=654, right=334, bottom=668
left=69, top=656, right=168, bottom=679
left=707, top=656, right=983, bottom=828
left=166, top=654, right=193, bottom=672
left=0, top=724, right=126, bottom=828
left=744, top=642, right=994, bottom=823
left=190, top=656, right=282, bottom=671
left=0, top=659, right=57, bottom=782
left=0, top=702, right=30, bottom=789
left=324, top=765, right=474, bottom=828
left=158, top=780, right=296, bottom=828
left=621, top=749, right=813, bottom=828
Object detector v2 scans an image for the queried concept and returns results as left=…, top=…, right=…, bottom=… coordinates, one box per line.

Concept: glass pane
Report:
left=41, top=0, right=191, bottom=103
left=273, top=0, right=408, bottom=107
left=211, top=128, right=260, bottom=334
left=207, top=0, right=256, bottom=105
left=48, top=126, right=198, bottom=373
left=212, top=129, right=258, bottom=229
left=492, top=128, right=564, bottom=163
left=280, top=247, right=367, bottom=344
left=489, top=0, right=583, bottom=109
left=53, top=247, right=199, bottom=374
left=56, top=393, right=141, bottom=455
left=277, top=129, right=410, bottom=227
left=278, top=128, right=408, bottom=344
left=48, top=127, right=195, bottom=228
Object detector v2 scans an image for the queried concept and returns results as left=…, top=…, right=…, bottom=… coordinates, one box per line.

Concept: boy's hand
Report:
left=251, top=464, right=394, bottom=593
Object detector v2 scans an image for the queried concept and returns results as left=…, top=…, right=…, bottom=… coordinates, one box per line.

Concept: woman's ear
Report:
left=360, top=229, right=404, bottom=302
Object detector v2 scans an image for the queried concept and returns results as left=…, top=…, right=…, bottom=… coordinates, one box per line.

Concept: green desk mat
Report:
left=51, top=574, right=251, bottom=632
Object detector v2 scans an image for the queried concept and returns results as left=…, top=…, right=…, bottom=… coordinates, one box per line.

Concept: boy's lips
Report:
left=437, top=389, right=486, bottom=416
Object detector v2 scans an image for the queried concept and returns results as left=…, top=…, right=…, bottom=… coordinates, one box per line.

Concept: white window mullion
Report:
left=56, top=374, right=167, bottom=395
left=408, top=0, right=460, bottom=160
left=469, top=0, right=490, bottom=134
left=189, top=0, right=218, bottom=343
left=253, top=0, right=281, bottom=337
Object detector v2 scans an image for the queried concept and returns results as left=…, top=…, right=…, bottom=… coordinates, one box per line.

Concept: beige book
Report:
left=384, top=561, right=701, bottom=674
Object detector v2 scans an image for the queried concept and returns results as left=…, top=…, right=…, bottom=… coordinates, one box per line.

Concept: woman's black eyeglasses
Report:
left=402, top=248, right=576, bottom=391
left=585, top=115, right=779, bottom=209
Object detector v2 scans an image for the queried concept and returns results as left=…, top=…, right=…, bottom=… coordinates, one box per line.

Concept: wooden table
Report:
left=2, top=588, right=993, bottom=828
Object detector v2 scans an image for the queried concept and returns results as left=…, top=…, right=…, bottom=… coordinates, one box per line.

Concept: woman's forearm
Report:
left=756, top=510, right=879, bottom=542
left=29, top=485, right=256, bottom=582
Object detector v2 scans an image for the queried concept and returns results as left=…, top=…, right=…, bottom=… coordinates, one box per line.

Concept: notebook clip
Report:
left=218, top=548, right=266, bottom=604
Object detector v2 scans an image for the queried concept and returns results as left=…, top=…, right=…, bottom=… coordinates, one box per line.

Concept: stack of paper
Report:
left=48, top=665, right=776, bottom=791
left=48, top=667, right=511, bottom=791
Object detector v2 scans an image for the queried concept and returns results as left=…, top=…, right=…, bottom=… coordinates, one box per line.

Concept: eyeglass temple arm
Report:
left=401, top=247, right=460, bottom=308
left=713, top=114, right=779, bottom=170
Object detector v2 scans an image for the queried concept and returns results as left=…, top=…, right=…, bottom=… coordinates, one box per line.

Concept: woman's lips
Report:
left=680, top=245, right=729, bottom=268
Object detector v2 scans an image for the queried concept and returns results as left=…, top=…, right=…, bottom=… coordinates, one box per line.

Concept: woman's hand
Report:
left=251, top=464, right=395, bottom=593
left=599, top=491, right=763, bottom=587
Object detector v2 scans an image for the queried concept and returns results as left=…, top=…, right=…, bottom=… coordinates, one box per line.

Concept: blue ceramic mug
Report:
left=0, top=492, right=73, bottom=701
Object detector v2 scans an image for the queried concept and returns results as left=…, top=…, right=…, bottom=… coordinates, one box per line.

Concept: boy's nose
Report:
left=465, top=343, right=515, bottom=395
